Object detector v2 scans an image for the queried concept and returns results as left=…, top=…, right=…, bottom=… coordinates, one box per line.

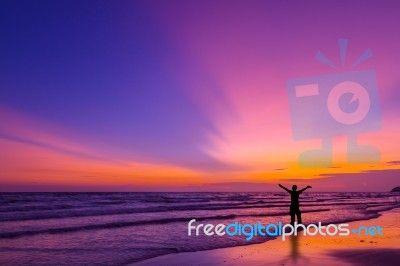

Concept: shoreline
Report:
left=133, top=207, right=400, bottom=266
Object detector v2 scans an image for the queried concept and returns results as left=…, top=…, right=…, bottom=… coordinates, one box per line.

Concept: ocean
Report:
left=0, top=192, right=399, bottom=265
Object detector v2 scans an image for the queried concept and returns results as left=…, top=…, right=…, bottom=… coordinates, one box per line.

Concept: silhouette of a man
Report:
left=279, top=184, right=312, bottom=225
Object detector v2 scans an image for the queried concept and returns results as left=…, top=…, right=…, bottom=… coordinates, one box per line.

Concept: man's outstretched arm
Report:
left=299, top=185, right=312, bottom=193
left=279, top=184, right=291, bottom=193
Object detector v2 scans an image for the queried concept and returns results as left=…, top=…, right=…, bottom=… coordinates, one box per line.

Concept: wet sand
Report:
left=134, top=208, right=400, bottom=265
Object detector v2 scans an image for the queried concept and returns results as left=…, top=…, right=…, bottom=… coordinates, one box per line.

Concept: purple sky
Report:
left=0, top=0, right=400, bottom=191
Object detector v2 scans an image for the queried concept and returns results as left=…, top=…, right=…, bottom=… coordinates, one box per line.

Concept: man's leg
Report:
left=290, top=206, right=295, bottom=225
left=296, top=208, right=302, bottom=224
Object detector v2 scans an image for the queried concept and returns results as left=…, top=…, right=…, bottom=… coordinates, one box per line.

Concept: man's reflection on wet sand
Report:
left=280, top=234, right=310, bottom=265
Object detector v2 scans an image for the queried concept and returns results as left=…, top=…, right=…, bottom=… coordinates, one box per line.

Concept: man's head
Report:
left=292, top=185, right=297, bottom=191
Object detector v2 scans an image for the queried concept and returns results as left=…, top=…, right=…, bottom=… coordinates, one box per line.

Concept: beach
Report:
left=0, top=192, right=399, bottom=265
left=134, top=208, right=400, bottom=266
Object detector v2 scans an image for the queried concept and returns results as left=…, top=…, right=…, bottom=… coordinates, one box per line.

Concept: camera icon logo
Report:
left=287, top=39, right=381, bottom=167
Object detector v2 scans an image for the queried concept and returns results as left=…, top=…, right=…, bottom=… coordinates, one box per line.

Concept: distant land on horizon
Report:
left=391, top=186, right=400, bottom=192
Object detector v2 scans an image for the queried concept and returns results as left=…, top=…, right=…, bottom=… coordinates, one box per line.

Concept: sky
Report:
left=0, top=0, right=400, bottom=192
